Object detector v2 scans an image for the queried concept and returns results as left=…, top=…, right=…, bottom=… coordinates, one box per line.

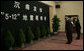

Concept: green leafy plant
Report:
left=47, top=27, right=51, bottom=37
left=27, top=27, right=34, bottom=44
left=18, top=29, right=26, bottom=48
left=36, top=27, right=41, bottom=40
left=4, top=30, right=15, bottom=50
left=1, top=27, right=4, bottom=50
left=42, top=26, right=47, bottom=38
left=52, top=15, right=60, bottom=32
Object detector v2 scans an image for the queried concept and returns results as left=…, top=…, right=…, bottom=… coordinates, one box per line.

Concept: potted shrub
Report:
left=52, top=15, right=60, bottom=34
left=42, top=26, right=47, bottom=38
left=18, top=29, right=26, bottom=48
left=47, top=27, right=51, bottom=37
left=36, top=27, right=41, bottom=41
left=4, top=30, right=15, bottom=50
left=1, top=27, right=5, bottom=50
left=27, top=27, right=34, bottom=44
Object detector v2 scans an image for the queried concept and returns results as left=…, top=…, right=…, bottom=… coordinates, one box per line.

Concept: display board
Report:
left=1, top=1, right=49, bottom=41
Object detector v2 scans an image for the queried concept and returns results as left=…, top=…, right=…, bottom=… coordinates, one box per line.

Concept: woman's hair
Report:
left=74, top=18, right=79, bottom=21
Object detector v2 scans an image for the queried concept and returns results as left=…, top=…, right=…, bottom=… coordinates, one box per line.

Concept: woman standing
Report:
left=74, top=18, right=81, bottom=40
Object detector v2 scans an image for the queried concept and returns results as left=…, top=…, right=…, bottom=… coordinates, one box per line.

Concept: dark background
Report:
left=1, top=1, right=49, bottom=46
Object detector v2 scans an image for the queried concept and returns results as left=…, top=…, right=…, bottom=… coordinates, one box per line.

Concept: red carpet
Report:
left=14, top=32, right=83, bottom=50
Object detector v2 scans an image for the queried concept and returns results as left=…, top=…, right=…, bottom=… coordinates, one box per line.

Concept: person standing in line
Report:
left=65, top=17, right=73, bottom=44
left=74, top=18, right=81, bottom=40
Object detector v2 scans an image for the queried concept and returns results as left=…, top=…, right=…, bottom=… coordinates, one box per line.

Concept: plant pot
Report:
left=21, top=43, right=24, bottom=48
left=54, top=32, right=58, bottom=35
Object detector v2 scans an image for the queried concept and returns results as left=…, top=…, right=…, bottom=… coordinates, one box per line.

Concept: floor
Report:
left=14, top=32, right=83, bottom=50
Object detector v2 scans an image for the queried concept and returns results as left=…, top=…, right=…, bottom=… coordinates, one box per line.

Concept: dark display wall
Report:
left=1, top=1, right=49, bottom=42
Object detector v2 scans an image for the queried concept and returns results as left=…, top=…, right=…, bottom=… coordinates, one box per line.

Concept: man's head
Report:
left=75, top=18, right=77, bottom=21
left=65, top=17, right=69, bottom=20
left=74, top=17, right=79, bottom=22
left=71, top=17, right=73, bottom=22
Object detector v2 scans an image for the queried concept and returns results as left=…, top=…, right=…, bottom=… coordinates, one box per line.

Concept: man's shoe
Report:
left=76, top=38, right=80, bottom=40
left=66, top=42, right=71, bottom=44
left=76, top=37, right=80, bottom=40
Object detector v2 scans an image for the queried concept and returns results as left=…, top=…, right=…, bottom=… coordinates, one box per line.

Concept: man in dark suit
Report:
left=65, top=17, right=73, bottom=44
left=74, top=18, right=81, bottom=40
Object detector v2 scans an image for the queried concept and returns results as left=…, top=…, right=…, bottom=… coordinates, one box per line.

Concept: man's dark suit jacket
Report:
left=65, top=20, right=73, bottom=33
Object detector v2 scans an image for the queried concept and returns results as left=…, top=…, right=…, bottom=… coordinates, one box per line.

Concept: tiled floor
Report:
left=14, top=32, right=83, bottom=50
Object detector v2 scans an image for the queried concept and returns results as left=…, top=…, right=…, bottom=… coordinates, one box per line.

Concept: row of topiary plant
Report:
left=1, top=26, right=50, bottom=50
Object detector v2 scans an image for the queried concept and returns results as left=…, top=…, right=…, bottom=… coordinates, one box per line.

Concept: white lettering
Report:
left=36, top=15, right=39, bottom=21
left=23, top=14, right=27, bottom=21
left=5, top=13, right=10, bottom=20
left=40, top=16, right=43, bottom=21
left=25, top=4, right=30, bottom=10
left=34, top=6, right=37, bottom=11
left=30, top=15, right=34, bottom=21
left=12, top=14, right=17, bottom=20
left=1, top=12, right=5, bottom=15
left=40, top=8, right=42, bottom=12
left=44, top=16, right=46, bottom=21
left=14, top=1, right=20, bottom=9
